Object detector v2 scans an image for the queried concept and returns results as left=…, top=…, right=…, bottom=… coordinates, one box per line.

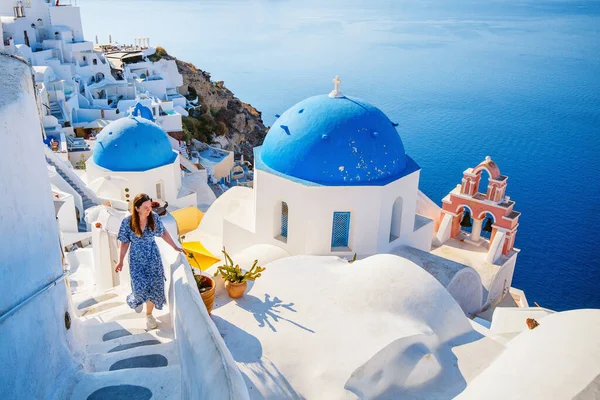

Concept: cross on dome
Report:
left=333, top=76, right=341, bottom=91
left=329, top=75, right=345, bottom=98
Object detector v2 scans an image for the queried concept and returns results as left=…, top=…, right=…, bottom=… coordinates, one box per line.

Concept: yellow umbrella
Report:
left=182, top=241, right=220, bottom=271
left=171, top=206, right=204, bottom=236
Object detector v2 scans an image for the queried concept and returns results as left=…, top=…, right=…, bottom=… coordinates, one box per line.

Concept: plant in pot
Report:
left=214, top=247, right=265, bottom=299
left=188, top=252, right=216, bottom=313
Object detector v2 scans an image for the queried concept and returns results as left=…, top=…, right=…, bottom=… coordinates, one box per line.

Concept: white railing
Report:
left=160, top=240, right=249, bottom=399
left=179, top=154, right=200, bottom=173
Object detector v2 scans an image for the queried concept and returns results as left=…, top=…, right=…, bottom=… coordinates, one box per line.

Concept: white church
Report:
left=190, top=81, right=431, bottom=256
left=86, top=103, right=197, bottom=209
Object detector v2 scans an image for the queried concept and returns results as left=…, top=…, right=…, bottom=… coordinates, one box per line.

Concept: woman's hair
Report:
left=130, top=193, right=155, bottom=237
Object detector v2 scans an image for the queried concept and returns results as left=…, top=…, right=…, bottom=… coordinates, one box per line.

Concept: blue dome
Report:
left=259, top=94, right=410, bottom=186
left=93, top=117, right=177, bottom=172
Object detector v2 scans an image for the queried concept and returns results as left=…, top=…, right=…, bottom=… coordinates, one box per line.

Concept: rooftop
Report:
left=431, top=237, right=518, bottom=291
left=208, top=252, right=502, bottom=399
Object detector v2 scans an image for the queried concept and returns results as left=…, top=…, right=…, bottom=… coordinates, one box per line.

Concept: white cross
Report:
left=329, top=75, right=344, bottom=98
left=333, top=76, right=341, bottom=92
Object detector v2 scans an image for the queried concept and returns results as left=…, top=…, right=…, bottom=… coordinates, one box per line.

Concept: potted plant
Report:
left=194, top=274, right=216, bottom=314
left=214, top=248, right=265, bottom=299
left=189, top=253, right=216, bottom=313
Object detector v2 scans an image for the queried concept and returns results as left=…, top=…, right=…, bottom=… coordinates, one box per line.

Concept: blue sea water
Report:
left=79, top=0, right=600, bottom=311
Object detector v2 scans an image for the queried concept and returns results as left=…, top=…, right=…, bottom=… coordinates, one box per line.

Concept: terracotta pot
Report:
left=194, top=274, right=215, bottom=313
left=225, top=280, right=247, bottom=299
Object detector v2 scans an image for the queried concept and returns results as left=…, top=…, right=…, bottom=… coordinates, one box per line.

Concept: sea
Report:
left=79, top=0, right=600, bottom=311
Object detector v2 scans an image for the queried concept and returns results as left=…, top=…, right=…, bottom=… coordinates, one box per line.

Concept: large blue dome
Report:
left=258, top=94, right=412, bottom=186
left=93, top=117, right=177, bottom=172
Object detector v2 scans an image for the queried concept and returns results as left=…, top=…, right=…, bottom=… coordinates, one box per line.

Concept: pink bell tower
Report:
left=436, top=157, right=520, bottom=261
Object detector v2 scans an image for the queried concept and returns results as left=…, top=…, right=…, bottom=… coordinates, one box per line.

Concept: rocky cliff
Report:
left=153, top=48, right=267, bottom=161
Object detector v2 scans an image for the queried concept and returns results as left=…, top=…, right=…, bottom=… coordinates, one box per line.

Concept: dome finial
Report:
left=329, top=76, right=344, bottom=98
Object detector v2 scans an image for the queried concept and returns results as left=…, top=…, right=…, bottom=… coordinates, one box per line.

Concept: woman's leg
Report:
left=145, top=300, right=154, bottom=315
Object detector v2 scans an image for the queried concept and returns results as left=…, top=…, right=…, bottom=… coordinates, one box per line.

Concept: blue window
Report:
left=331, top=212, right=351, bottom=248
left=281, top=202, right=288, bottom=238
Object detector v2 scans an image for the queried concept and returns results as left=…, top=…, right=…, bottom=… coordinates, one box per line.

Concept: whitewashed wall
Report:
left=49, top=6, right=84, bottom=42
left=86, top=156, right=198, bottom=209
left=485, top=255, right=518, bottom=310
left=55, top=191, right=79, bottom=233
left=157, top=113, right=182, bottom=132
left=49, top=167, right=84, bottom=220
left=140, top=79, right=167, bottom=99
left=0, top=54, right=79, bottom=399
left=250, top=168, right=425, bottom=257
left=211, top=150, right=235, bottom=181
left=127, top=59, right=183, bottom=89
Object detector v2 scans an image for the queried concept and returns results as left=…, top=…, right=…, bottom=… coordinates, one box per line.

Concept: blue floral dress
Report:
left=118, top=212, right=167, bottom=310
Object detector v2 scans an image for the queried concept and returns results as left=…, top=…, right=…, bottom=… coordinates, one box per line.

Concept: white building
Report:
left=86, top=105, right=197, bottom=210
left=196, top=86, right=433, bottom=258
left=0, top=0, right=189, bottom=149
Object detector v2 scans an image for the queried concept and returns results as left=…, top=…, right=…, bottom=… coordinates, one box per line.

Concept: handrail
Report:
left=0, top=271, right=69, bottom=325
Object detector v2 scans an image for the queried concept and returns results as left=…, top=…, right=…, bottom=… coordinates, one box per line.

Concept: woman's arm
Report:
left=115, top=242, right=130, bottom=272
left=161, top=230, right=185, bottom=253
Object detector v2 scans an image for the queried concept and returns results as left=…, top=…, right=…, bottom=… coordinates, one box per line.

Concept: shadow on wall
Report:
left=211, top=315, right=306, bottom=400
left=345, top=331, right=485, bottom=399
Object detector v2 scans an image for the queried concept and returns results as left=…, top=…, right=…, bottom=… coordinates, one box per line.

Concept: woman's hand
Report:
left=173, top=246, right=186, bottom=253
left=115, top=261, right=123, bottom=273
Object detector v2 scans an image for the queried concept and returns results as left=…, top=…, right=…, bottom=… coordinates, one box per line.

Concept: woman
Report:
left=115, top=193, right=184, bottom=330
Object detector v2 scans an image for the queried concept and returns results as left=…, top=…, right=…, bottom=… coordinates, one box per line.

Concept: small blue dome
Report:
left=93, top=117, right=177, bottom=172
left=259, top=94, right=409, bottom=186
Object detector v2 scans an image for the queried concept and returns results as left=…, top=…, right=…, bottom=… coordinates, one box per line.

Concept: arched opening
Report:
left=389, top=196, right=403, bottom=242
left=474, top=167, right=493, bottom=197
left=457, top=205, right=474, bottom=235
left=92, top=58, right=97, bottom=65
left=95, top=72, right=104, bottom=82
left=478, top=211, right=495, bottom=240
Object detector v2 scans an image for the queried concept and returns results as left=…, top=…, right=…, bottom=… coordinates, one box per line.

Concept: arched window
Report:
left=92, top=59, right=97, bottom=65
left=331, top=212, right=351, bottom=249
left=280, top=202, right=288, bottom=238
left=389, top=197, right=403, bottom=242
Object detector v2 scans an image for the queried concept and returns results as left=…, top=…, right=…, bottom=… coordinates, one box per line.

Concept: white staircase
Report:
left=44, top=147, right=98, bottom=231
left=49, top=100, right=65, bottom=124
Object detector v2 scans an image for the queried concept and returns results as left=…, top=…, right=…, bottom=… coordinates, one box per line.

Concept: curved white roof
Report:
left=185, top=186, right=254, bottom=255
left=457, top=309, right=600, bottom=400
left=210, top=254, right=503, bottom=399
